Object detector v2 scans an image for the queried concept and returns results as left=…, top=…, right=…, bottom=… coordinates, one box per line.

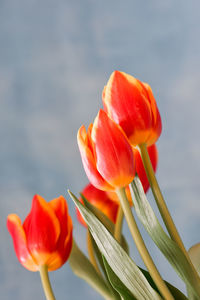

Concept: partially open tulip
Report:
left=7, top=195, right=73, bottom=272
left=77, top=109, right=135, bottom=191
left=133, top=144, right=158, bottom=193
left=103, top=70, right=162, bottom=146
left=76, top=183, right=119, bottom=226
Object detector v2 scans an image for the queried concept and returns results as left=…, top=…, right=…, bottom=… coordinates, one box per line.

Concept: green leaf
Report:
left=140, top=268, right=188, bottom=300
left=69, top=239, right=114, bottom=300
left=130, top=176, right=196, bottom=297
left=69, top=190, right=162, bottom=300
left=81, top=194, right=129, bottom=254
left=102, top=256, right=136, bottom=300
left=88, top=231, right=121, bottom=300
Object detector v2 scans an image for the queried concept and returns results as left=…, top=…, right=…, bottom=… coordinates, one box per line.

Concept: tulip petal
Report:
left=47, top=196, right=73, bottom=270
left=77, top=125, right=113, bottom=191
left=143, top=83, right=162, bottom=145
left=77, top=184, right=119, bottom=226
left=103, top=71, right=152, bottom=145
left=23, top=195, right=61, bottom=266
left=92, top=110, right=135, bottom=188
left=49, top=196, right=72, bottom=251
left=47, top=219, right=73, bottom=271
left=7, top=214, right=37, bottom=271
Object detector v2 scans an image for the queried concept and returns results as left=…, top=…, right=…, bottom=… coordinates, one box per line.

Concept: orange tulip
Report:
left=133, top=144, right=158, bottom=193
left=77, top=109, right=135, bottom=191
left=76, top=183, right=119, bottom=226
left=103, top=70, right=162, bottom=146
left=7, top=195, right=73, bottom=272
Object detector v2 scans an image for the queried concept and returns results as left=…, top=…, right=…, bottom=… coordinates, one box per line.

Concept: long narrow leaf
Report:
left=69, top=239, right=114, bottom=300
left=82, top=192, right=186, bottom=299
left=140, top=268, right=188, bottom=300
left=88, top=231, right=121, bottom=300
left=103, top=256, right=136, bottom=300
left=81, top=194, right=129, bottom=254
left=69, top=190, right=162, bottom=300
left=130, top=176, right=195, bottom=297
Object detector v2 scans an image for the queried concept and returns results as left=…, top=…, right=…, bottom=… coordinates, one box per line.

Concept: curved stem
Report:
left=87, top=229, right=101, bottom=274
left=139, top=143, right=200, bottom=283
left=39, top=265, right=56, bottom=300
left=114, top=205, right=124, bottom=244
left=116, top=187, right=174, bottom=300
left=139, top=143, right=186, bottom=253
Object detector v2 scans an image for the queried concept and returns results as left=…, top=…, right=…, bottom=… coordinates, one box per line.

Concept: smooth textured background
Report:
left=1, top=1, right=200, bottom=299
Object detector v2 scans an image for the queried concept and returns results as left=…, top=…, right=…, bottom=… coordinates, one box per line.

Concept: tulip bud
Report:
left=7, top=195, right=73, bottom=272
left=103, top=70, right=162, bottom=146
left=77, top=109, right=135, bottom=191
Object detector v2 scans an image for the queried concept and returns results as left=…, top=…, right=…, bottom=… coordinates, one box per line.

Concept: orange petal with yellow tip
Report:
left=142, top=83, right=162, bottom=145
left=103, top=70, right=152, bottom=146
left=48, top=196, right=73, bottom=270
left=7, top=214, right=37, bottom=271
left=23, top=195, right=61, bottom=266
left=77, top=125, right=113, bottom=191
left=47, top=217, right=73, bottom=272
left=92, top=110, right=135, bottom=189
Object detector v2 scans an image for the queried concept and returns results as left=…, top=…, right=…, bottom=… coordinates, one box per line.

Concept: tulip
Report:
left=77, top=109, right=135, bottom=191
left=76, top=183, right=119, bottom=226
left=7, top=195, right=73, bottom=272
left=103, top=70, right=162, bottom=146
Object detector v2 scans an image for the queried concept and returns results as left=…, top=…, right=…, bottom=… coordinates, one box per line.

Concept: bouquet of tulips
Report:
left=7, top=71, right=200, bottom=300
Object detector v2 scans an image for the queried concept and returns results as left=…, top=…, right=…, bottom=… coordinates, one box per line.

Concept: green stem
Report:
left=139, top=144, right=200, bottom=280
left=139, top=143, right=200, bottom=297
left=139, top=143, right=187, bottom=252
left=39, top=265, right=56, bottom=300
left=114, top=205, right=124, bottom=244
left=87, top=229, right=101, bottom=274
left=116, top=187, right=174, bottom=300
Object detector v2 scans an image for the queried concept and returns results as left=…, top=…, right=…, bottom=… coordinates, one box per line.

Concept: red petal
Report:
left=103, top=71, right=152, bottom=145
left=7, top=214, right=37, bottom=271
left=142, top=83, right=162, bottom=145
left=49, top=196, right=72, bottom=252
left=47, top=217, right=73, bottom=271
left=77, top=125, right=113, bottom=191
left=23, top=195, right=60, bottom=266
left=92, top=110, right=135, bottom=188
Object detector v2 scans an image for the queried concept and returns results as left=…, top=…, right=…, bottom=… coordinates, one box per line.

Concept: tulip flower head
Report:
left=103, top=70, right=162, bottom=146
left=76, top=183, right=119, bottom=226
left=7, top=195, right=73, bottom=272
left=77, top=109, right=135, bottom=191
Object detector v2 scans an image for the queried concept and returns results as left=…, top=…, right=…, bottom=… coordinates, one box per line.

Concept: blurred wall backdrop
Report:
left=1, top=1, right=200, bottom=299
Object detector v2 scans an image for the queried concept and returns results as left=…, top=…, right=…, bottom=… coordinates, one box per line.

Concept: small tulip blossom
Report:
left=103, top=70, right=162, bottom=146
left=76, top=183, right=119, bottom=226
left=7, top=195, right=73, bottom=272
left=77, top=109, right=135, bottom=191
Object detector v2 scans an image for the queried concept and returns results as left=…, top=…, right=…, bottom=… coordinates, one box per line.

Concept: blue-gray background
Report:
left=1, top=1, right=200, bottom=299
